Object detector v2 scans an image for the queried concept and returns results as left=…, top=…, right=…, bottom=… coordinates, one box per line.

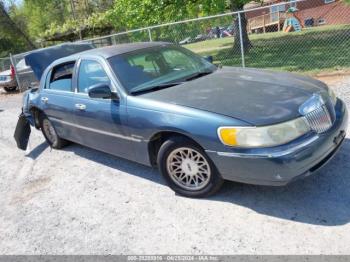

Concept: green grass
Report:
left=185, top=24, right=350, bottom=74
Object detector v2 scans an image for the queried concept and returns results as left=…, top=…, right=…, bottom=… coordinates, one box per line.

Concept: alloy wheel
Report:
left=166, top=147, right=211, bottom=191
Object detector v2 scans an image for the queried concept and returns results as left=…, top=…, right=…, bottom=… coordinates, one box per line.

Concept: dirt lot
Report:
left=0, top=75, right=349, bottom=255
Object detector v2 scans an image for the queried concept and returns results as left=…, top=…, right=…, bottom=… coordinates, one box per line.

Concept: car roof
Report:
left=65, top=41, right=171, bottom=61
left=27, top=42, right=171, bottom=80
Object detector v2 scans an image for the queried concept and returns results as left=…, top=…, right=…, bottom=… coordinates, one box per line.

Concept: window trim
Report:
left=45, top=61, right=76, bottom=93
left=76, top=58, right=112, bottom=95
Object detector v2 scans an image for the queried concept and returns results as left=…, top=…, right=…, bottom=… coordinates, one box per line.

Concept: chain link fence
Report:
left=2, top=0, right=350, bottom=92
left=0, top=57, right=11, bottom=72
left=8, top=51, right=38, bottom=91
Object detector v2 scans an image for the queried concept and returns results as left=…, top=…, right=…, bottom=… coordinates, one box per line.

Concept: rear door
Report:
left=72, top=58, right=134, bottom=159
left=40, top=61, right=79, bottom=141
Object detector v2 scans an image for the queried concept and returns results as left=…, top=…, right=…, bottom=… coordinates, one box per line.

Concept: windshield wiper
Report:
left=184, top=71, right=213, bottom=82
left=130, top=71, right=214, bottom=95
left=130, top=82, right=183, bottom=95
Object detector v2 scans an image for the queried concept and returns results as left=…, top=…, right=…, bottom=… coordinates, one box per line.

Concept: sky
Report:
left=3, top=0, right=23, bottom=8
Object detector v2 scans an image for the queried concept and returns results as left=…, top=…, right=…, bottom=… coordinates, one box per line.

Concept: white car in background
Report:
left=0, top=64, right=16, bottom=92
left=0, top=59, right=37, bottom=93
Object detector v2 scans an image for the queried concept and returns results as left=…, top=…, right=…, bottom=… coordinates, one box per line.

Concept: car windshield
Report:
left=108, top=45, right=217, bottom=94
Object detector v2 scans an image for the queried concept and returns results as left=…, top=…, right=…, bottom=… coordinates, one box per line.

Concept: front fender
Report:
left=127, top=105, right=244, bottom=151
left=127, top=96, right=250, bottom=151
left=126, top=97, right=250, bottom=166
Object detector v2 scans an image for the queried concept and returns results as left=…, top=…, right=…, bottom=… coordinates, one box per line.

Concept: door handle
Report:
left=75, top=104, right=86, bottom=110
left=41, top=97, right=49, bottom=103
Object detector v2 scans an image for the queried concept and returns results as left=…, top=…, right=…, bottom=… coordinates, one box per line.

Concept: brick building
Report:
left=244, top=0, right=350, bottom=33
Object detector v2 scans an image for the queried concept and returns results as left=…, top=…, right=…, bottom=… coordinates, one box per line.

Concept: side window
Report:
left=78, top=60, right=110, bottom=93
left=48, top=62, right=75, bottom=92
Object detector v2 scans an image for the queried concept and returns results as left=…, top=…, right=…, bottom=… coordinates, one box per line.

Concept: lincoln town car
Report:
left=15, top=42, right=348, bottom=197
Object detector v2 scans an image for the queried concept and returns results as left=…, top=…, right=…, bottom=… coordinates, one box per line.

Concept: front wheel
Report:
left=157, top=136, right=224, bottom=198
left=40, top=114, right=68, bottom=149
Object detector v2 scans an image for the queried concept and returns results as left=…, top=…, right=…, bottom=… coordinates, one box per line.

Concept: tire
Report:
left=4, top=86, right=17, bottom=93
left=39, top=114, right=68, bottom=149
left=157, top=136, right=224, bottom=198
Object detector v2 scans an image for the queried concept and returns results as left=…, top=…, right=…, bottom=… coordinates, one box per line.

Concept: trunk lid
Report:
left=25, top=43, right=94, bottom=81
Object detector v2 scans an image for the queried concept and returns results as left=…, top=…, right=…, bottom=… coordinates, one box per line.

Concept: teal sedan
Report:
left=15, top=42, right=348, bottom=197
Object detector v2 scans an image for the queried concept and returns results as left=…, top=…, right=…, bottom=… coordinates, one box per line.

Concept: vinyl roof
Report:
left=25, top=42, right=171, bottom=80
left=75, top=41, right=170, bottom=59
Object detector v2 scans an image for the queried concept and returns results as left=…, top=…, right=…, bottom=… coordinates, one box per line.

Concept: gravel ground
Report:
left=0, top=75, right=349, bottom=255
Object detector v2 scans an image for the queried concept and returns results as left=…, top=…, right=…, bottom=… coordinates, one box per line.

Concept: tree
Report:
left=108, top=0, right=256, bottom=52
left=1, top=0, right=262, bottom=54
left=0, top=0, right=36, bottom=49
left=21, top=0, right=70, bottom=39
left=229, top=0, right=261, bottom=53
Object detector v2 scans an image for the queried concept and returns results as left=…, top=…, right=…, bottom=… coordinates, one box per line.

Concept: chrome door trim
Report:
left=49, top=117, right=142, bottom=142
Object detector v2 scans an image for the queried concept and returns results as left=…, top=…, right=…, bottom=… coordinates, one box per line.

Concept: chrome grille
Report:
left=304, top=105, right=333, bottom=133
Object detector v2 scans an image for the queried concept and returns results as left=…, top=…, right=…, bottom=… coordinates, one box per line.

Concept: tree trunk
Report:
left=233, top=13, right=252, bottom=53
left=230, top=0, right=252, bottom=53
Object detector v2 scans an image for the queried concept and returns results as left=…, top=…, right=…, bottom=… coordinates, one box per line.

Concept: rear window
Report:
left=16, top=59, right=28, bottom=70
left=48, top=62, right=75, bottom=91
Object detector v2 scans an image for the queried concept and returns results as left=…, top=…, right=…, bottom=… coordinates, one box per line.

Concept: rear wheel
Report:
left=40, top=114, right=68, bottom=149
left=4, top=86, right=17, bottom=93
left=157, top=136, right=224, bottom=198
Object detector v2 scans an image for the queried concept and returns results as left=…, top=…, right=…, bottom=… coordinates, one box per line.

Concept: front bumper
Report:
left=206, top=99, right=348, bottom=186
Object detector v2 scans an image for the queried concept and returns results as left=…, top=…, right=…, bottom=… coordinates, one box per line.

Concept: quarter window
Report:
left=48, top=62, right=75, bottom=92
left=78, top=60, right=110, bottom=93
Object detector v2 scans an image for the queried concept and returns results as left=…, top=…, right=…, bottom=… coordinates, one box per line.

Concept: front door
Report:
left=72, top=59, right=134, bottom=159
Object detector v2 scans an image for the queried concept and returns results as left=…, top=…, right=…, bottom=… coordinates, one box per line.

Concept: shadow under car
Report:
left=26, top=138, right=350, bottom=226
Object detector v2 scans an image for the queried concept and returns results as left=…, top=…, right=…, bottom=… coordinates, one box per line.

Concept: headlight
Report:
left=218, top=117, right=310, bottom=148
left=328, top=88, right=337, bottom=106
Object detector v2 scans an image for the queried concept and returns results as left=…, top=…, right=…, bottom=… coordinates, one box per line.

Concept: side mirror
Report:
left=88, top=83, right=115, bottom=99
left=203, top=56, right=214, bottom=63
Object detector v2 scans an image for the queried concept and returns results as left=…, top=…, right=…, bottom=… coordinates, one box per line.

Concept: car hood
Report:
left=0, top=69, right=10, bottom=76
left=141, top=67, right=328, bottom=126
